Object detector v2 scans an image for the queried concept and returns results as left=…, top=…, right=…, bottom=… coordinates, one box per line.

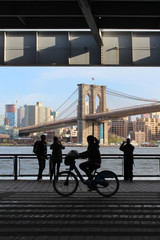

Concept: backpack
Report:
left=64, top=150, right=79, bottom=166
left=33, top=141, right=40, bottom=154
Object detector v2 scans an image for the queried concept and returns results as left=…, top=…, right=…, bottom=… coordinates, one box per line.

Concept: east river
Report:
left=0, top=146, right=160, bottom=179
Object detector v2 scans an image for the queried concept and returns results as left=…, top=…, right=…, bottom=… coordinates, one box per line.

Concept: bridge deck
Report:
left=0, top=180, right=160, bottom=240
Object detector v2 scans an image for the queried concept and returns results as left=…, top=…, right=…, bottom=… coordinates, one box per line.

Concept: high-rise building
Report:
left=23, top=105, right=37, bottom=127
left=134, top=117, right=160, bottom=141
left=50, top=110, right=58, bottom=121
left=130, top=131, right=145, bottom=145
left=23, top=102, right=50, bottom=127
left=110, top=119, right=133, bottom=138
left=0, top=114, right=4, bottom=126
left=5, top=104, right=17, bottom=127
left=36, top=102, right=50, bottom=124
left=17, top=106, right=25, bottom=127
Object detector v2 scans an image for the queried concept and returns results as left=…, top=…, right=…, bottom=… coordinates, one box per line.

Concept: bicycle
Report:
left=53, top=157, right=119, bottom=197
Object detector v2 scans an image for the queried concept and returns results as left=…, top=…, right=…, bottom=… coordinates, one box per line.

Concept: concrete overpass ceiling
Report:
left=1, top=1, right=160, bottom=30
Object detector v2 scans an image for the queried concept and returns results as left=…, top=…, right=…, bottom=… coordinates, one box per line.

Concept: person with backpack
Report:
left=78, top=135, right=101, bottom=181
left=33, top=134, right=47, bottom=182
left=50, top=136, right=65, bottom=181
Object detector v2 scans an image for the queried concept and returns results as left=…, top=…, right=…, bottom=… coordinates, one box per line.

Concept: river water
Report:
left=0, top=146, right=160, bottom=179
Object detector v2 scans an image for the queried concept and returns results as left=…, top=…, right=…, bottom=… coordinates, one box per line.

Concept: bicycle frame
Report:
left=68, top=162, right=88, bottom=184
left=67, top=161, right=100, bottom=187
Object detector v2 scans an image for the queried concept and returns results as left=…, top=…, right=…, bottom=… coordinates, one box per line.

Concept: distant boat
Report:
left=141, top=142, right=153, bottom=147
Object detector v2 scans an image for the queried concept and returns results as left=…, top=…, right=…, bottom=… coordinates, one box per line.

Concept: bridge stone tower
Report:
left=77, top=84, right=108, bottom=145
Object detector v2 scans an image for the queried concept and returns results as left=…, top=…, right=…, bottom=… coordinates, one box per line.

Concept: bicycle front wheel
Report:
left=95, top=170, right=119, bottom=197
left=53, top=171, right=78, bottom=196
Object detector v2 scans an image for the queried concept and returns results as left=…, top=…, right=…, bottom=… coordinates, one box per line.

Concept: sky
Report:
left=1, top=66, right=160, bottom=117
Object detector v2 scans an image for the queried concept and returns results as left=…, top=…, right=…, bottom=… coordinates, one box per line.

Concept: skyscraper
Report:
left=17, top=106, right=25, bottom=127
left=5, top=104, right=17, bottom=127
left=23, top=102, right=50, bottom=127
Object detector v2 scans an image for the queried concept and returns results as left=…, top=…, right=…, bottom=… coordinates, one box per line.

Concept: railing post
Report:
left=122, top=157, right=124, bottom=178
left=49, top=155, right=51, bottom=179
left=14, top=155, right=18, bottom=180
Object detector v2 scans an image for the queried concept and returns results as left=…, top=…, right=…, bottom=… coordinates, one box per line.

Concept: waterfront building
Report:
left=5, top=104, right=17, bottom=127
left=23, top=102, right=50, bottom=127
left=111, top=119, right=133, bottom=139
left=151, top=112, right=160, bottom=119
left=134, top=117, right=160, bottom=141
left=130, top=131, right=145, bottom=145
left=141, top=112, right=160, bottom=119
left=23, top=105, right=37, bottom=127
left=0, top=126, right=19, bottom=138
left=141, top=113, right=151, bottom=119
left=70, top=126, right=78, bottom=143
left=0, top=114, right=4, bottom=126
left=17, top=106, right=25, bottom=127
left=36, top=102, right=50, bottom=124
left=50, top=110, right=58, bottom=121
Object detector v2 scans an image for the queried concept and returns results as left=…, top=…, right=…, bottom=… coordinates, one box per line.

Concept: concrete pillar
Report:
left=103, top=121, right=108, bottom=145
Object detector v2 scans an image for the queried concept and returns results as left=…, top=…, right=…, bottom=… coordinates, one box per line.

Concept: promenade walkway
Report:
left=0, top=180, right=160, bottom=239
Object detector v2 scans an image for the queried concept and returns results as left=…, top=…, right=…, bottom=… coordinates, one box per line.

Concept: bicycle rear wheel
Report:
left=53, top=171, right=78, bottom=196
left=95, top=170, right=119, bottom=197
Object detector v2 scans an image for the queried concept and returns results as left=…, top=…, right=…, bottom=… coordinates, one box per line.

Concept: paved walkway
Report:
left=0, top=180, right=160, bottom=239
left=0, top=179, right=160, bottom=193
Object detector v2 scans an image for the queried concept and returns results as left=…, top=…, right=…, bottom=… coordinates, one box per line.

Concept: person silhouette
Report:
left=35, top=134, right=47, bottom=182
left=119, top=138, right=135, bottom=182
left=78, top=135, right=101, bottom=180
left=50, top=136, right=65, bottom=181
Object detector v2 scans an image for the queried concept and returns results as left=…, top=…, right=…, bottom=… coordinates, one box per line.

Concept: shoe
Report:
left=87, top=186, right=97, bottom=192
left=37, top=178, right=42, bottom=182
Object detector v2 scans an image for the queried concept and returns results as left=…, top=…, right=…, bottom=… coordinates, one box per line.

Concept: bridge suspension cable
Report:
left=65, top=108, right=77, bottom=119
left=56, top=88, right=78, bottom=112
left=58, top=99, right=78, bottom=119
left=35, top=88, right=78, bottom=125
left=106, top=88, right=160, bottom=103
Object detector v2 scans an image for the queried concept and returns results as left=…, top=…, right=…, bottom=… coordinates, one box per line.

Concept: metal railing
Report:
left=0, top=153, right=160, bottom=180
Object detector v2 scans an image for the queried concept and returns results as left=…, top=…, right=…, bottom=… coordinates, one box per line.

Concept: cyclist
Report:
left=79, top=135, right=101, bottom=181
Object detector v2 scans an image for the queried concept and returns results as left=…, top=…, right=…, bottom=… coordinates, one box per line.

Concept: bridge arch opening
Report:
left=85, top=94, right=90, bottom=115
left=95, top=95, right=100, bottom=113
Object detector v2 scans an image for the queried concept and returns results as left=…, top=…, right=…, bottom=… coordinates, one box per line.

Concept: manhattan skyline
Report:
left=1, top=66, right=160, bottom=117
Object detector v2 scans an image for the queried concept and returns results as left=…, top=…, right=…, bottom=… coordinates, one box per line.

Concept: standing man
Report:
left=119, top=138, right=135, bottom=182
left=34, top=134, right=47, bottom=182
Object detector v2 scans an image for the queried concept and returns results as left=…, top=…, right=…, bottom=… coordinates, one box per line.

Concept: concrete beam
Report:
left=77, top=0, right=103, bottom=46
left=0, top=30, right=160, bottom=66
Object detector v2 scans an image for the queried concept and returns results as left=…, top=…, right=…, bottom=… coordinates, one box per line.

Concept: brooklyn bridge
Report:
left=18, top=83, right=160, bottom=145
